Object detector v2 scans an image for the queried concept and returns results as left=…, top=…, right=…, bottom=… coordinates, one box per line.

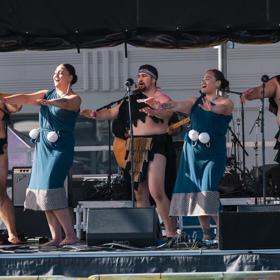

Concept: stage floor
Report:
left=1, top=242, right=280, bottom=277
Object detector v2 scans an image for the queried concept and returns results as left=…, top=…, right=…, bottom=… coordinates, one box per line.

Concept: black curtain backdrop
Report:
left=0, top=0, right=280, bottom=51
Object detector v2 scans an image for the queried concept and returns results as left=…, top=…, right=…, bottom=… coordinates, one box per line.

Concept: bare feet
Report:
left=8, top=236, right=22, bottom=245
left=203, top=234, right=212, bottom=241
left=40, top=239, right=61, bottom=248
left=59, top=237, right=80, bottom=247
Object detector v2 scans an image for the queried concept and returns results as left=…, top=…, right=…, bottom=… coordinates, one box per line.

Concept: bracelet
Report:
left=91, top=110, right=97, bottom=118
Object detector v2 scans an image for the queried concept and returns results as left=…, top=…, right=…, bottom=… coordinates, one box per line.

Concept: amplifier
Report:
left=12, top=167, right=69, bottom=206
left=12, top=167, right=32, bottom=206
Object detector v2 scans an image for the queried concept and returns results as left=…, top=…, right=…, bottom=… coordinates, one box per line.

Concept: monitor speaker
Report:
left=12, top=167, right=32, bottom=206
left=86, top=207, right=161, bottom=247
left=219, top=206, right=280, bottom=250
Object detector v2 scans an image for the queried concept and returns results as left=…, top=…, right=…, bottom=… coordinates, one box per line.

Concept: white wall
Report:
left=0, top=43, right=279, bottom=170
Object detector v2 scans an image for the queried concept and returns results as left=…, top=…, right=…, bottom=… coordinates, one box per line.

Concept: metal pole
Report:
left=261, top=83, right=266, bottom=203
left=126, top=85, right=135, bottom=207
left=217, top=43, right=227, bottom=77
left=218, top=43, right=247, bottom=189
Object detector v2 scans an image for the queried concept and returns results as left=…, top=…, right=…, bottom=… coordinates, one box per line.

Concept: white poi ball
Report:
left=47, top=131, right=58, bottom=143
left=29, top=128, right=40, bottom=139
left=188, top=129, right=199, bottom=141
left=199, top=132, right=210, bottom=144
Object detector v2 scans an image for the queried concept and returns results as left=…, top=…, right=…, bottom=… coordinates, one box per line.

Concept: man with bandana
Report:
left=81, top=64, right=177, bottom=239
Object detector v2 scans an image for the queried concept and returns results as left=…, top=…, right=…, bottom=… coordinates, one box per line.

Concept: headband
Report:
left=138, top=69, right=158, bottom=80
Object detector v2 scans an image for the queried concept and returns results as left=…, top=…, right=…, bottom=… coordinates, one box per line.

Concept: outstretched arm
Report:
left=241, top=77, right=277, bottom=103
left=80, top=103, right=121, bottom=120
left=200, top=97, right=234, bottom=116
left=0, top=90, right=48, bottom=106
left=39, top=94, right=81, bottom=111
left=144, top=96, right=196, bottom=116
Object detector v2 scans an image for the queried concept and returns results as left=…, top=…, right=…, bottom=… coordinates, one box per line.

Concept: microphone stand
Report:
left=228, top=126, right=241, bottom=177
left=225, top=88, right=248, bottom=190
left=250, top=113, right=261, bottom=203
left=228, top=126, right=249, bottom=159
left=107, top=120, right=112, bottom=188
left=260, top=80, right=267, bottom=204
left=97, top=81, right=136, bottom=204
left=249, top=108, right=262, bottom=135
left=96, top=97, right=124, bottom=112
left=97, top=100, right=126, bottom=189
left=126, top=84, right=135, bottom=207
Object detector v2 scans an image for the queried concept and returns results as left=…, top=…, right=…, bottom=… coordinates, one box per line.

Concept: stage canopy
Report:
left=1, top=0, right=280, bottom=52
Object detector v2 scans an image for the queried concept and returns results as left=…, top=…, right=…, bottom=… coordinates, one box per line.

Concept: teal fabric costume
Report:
left=170, top=96, right=232, bottom=216
left=24, top=89, right=79, bottom=211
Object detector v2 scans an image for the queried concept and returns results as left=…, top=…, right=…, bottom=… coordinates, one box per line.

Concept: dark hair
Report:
left=138, top=64, right=158, bottom=80
left=63, top=63, right=78, bottom=85
left=208, top=69, right=229, bottom=91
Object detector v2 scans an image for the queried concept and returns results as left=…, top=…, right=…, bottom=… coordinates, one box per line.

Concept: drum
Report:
left=250, top=164, right=280, bottom=197
left=219, top=167, right=242, bottom=195
left=69, top=174, right=131, bottom=207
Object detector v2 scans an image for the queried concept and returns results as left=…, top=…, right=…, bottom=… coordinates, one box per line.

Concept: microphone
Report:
left=261, top=75, right=269, bottom=83
left=223, top=86, right=230, bottom=92
left=124, top=78, right=134, bottom=87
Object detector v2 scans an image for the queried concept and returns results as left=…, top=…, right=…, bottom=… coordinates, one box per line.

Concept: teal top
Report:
left=173, top=96, right=232, bottom=194
left=28, top=89, right=79, bottom=190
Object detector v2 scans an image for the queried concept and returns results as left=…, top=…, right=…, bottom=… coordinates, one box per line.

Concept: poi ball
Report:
left=47, top=131, right=58, bottom=143
left=199, top=132, right=210, bottom=144
left=29, top=128, right=40, bottom=139
left=188, top=129, right=199, bottom=141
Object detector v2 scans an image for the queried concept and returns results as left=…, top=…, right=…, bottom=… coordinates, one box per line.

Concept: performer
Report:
left=0, top=99, right=22, bottom=244
left=0, top=64, right=81, bottom=247
left=112, top=110, right=182, bottom=204
left=143, top=69, right=233, bottom=240
left=242, top=76, right=280, bottom=162
left=80, top=64, right=177, bottom=238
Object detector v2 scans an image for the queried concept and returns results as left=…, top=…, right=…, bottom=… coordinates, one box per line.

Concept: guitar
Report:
left=166, top=117, right=190, bottom=133
left=113, top=117, right=190, bottom=169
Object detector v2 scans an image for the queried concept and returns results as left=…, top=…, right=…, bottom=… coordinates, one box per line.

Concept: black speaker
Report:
left=219, top=207, right=280, bottom=250
left=12, top=167, right=32, bottom=206
left=86, top=207, right=160, bottom=247
left=14, top=207, right=50, bottom=238
left=237, top=204, right=280, bottom=212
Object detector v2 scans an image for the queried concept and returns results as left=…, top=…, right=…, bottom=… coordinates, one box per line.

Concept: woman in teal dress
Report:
left=143, top=69, right=233, bottom=240
left=1, top=64, right=81, bottom=247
